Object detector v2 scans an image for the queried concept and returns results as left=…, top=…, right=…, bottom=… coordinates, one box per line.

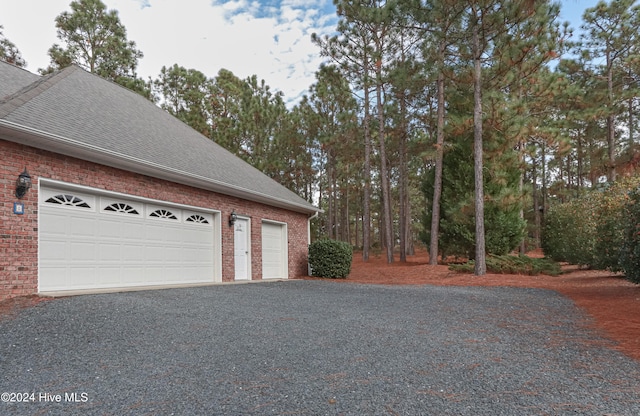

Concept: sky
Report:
left=1, top=0, right=601, bottom=107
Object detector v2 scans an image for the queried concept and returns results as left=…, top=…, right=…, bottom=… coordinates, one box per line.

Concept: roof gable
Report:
left=0, top=64, right=318, bottom=214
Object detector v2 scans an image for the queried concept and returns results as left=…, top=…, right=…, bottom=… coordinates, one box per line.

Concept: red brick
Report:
left=0, top=140, right=312, bottom=301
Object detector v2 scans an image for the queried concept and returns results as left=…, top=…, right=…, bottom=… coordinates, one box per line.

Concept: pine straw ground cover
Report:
left=316, top=248, right=640, bottom=363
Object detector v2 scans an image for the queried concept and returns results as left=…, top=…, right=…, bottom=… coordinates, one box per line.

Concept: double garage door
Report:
left=39, top=185, right=218, bottom=293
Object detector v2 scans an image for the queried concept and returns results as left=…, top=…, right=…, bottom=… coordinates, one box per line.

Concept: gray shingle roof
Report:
left=0, top=61, right=39, bottom=98
left=0, top=62, right=318, bottom=214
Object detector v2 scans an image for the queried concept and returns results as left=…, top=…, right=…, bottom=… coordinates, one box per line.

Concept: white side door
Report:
left=234, top=217, right=250, bottom=280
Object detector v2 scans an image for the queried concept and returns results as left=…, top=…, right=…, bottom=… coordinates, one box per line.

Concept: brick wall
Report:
left=1, top=140, right=312, bottom=301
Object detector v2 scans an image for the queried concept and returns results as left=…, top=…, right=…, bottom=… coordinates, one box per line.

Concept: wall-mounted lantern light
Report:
left=15, top=168, right=32, bottom=199
left=229, top=210, right=237, bottom=227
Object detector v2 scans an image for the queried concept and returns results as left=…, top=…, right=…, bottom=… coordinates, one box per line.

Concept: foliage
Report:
left=580, top=0, right=640, bottom=182
left=543, top=176, right=640, bottom=270
left=620, top=186, right=640, bottom=283
left=306, top=65, right=360, bottom=241
left=308, top=239, right=353, bottom=279
left=14, top=0, right=640, bottom=265
left=153, top=64, right=213, bottom=136
left=0, top=25, right=26, bottom=67
left=485, top=208, right=527, bottom=256
left=42, top=0, right=148, bottom=97
left=449, top=254, right=562, bottom=276
left=420, top=117, right=526, bottom=259
left=593, top=177, right=640, bottom=271
left=542, top=194, right=598, bottom=267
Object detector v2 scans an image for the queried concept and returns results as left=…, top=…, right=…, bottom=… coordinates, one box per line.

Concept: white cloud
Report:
left=0, top=0, right=337, bottom=106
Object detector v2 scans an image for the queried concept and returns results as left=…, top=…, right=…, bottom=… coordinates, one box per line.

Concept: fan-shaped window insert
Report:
left=104, top=202, right=139, bottom=215
left=150, top=209, right=178, bottom=220
left=185, top=214, right=209, bottom=224
left=45, top=194, right=91, bottom=208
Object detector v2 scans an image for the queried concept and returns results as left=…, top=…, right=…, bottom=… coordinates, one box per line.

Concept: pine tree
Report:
left=580, top=0, right=640, bottom=182
left=313, top=0, right=377, bottom=261
left=308, top=65, right=359, bottom=241
left=0, top=25, right=26, bottom=67
left=153, top=64, right=213, bottom=137
left=416, top=0, right=563, bottom=270
left=210, top=69, right=245, bottom=154
left=459, top=0, right=563, bottom=274
left=43, top=0, right=148, bottom=97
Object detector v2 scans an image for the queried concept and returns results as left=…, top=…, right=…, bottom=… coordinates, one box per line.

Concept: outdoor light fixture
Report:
left=15, top=168, right=32, bottom=199
left=229, top=210, right=237, bottom=227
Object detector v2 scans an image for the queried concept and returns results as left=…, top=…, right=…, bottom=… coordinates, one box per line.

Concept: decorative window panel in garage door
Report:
left=39, top=185, right=217, bottom=293
left=261, top=221, right=288, bottom=279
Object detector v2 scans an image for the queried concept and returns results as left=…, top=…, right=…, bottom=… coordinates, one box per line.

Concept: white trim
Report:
left=261, top=219, right=288, bottom=226
left=233, top=215, right=252, bottom=281
left=39, top=178, right=218, bottom=214
left=307, top=211, right=319, bottom=276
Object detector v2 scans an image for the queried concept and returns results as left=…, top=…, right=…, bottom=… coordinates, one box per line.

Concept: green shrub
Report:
left=308, top=239, right=353, bottom=278
left=543, top=177, right=640, bottom=270
left=543, top=195, right=597, bottom=267
left=449, top=254, right=561, bottom=276
left=620, top=187, right=640, bottom=284
left=484, top=207, right=527, bottom=256
left=593, top=178, right=640, bottom=271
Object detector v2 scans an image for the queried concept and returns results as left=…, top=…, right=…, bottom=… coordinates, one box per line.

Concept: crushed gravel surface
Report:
left=1, top=280, right=639, bottom=415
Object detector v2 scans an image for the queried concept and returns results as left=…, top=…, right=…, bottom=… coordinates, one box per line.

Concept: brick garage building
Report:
left=0, top=62, right=319, bottom=300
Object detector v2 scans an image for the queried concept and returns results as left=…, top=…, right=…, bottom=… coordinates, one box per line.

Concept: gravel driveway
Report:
left=1, top=280, right=639, bottom=415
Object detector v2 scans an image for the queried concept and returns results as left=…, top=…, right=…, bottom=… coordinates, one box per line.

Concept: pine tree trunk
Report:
left=430, top=41, right=446, bottom=265
left=607, top=54, right=616, bottom=182
left=577, top=132, right=583, bottom=194
left=377, top=66, right=394, bottom=264
left=472, top=17, right=486, bottom=276
left=629, top=82, right=634, bottom=149
left=344, top=182, right=350, bottom=243
left=541, top=141, right=548, bottom=246
left=362, top=74, right=372, bottom=262
left=399, top=88, right=408, bottom=263
left=326, top=149, right=334, bottom=239
left=532, top=154, right=541, bottom=248
left=398, top=32, right=410, bottom=263
left=399, top=136, right=407, bottom=262
left=519, top=139, right=526, bottom=255
left=334, top=158, right=340, bottom=239
left=355, top=209, right=360, bottom=249
left=403, top=182, right=412, bottom=257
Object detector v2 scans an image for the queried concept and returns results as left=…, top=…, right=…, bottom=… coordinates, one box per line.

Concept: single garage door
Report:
left=39, top=185, right=217, bottom=293
left=261, top=221, right=287, bottom=279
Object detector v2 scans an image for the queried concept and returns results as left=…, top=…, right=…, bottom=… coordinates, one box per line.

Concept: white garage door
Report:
left=261, top=222, right=287, bottom=279
left=39, top=185, right=217, bottom=293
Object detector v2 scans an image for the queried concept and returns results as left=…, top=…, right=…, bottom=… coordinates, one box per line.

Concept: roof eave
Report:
left=0, top=120, right=320, bottom=215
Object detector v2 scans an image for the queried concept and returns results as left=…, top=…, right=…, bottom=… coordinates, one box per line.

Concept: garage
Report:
left=261, top=221, right=288, bottom=279
left=39, top=183, right=220, bottom=293
left=2, top=63, right=319, bottom=300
